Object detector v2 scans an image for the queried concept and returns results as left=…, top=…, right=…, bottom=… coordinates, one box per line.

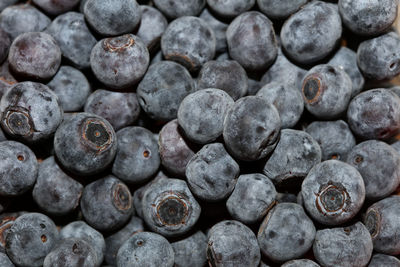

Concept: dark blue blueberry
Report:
left=161, top=16, right=215, bottom=72
left=226, top=173, right=276, bottom=224
left=5, top=213, right=59, bottom=267
left=258, top=203, right=316, bottom=262
left=137, top=61, right=195, bottom=121
left=207, top=220, right=261, bottom=267
left=112, top=126, right=160, bottom=184
left=347, top=88, right=400, bottom=140
left=247, top=78, right=261, bottom=96
left=197, top=60, right=248, bottom=100
left=223, top=96, right=281, bottom=161
left=368, top=254, right=400, bottom=267
left=0, top=61, right=16, bottom=99
left=280, top=1, right=342, bottom=64
left=80, top=175, right=134, bottom=232
left=84, top=0, right=141, bottom=36
left=0, top=252, right=13, bottom=267
left=257, top=0, right=308, bottom=20
left=207, top=0, right=255, bottom=18
left=199, top=8, right=228, bottom=54
left=0, top=141, right=37, bottom=197
left=186, top=143, right=240, bottom=202
left=227, top=11, right=278, bottom=71
left=116, top=232, right=174, bottom=267
left=281, top=259, right=320, bottom=267
left=8, top=32, right=61, bottom=81
left=90, top=34, right=149, bottom=90
left=0, top=0, right=17, bottom=12
left=313, top=222, right=373, bottom=267
left=0, top=82, right=63, bottom=143
left=54, top=112, right=117, bottom=175
left=301, top=160, right=365, bottom=225
left=84, top=89, right=140, bottom=131
left=305, top=120, right=356, bottom=161
left=142, top=178, right=201, bottom=237
left=0, top=212, right=25, bottom=253
left=0, top=28, right=10, bottom=64
left=178, top=89, right=234, bottom=144
left=32, top=0, right=80, bottom=15
left=32, top=156, right=83, bottom=216
left=153, top=0, right=205, bottom=19
left=171, top=231, right=207, bottom=267
left=46, top=12, right=97, bottom=69
left=47, top=66, right=91, bottom=112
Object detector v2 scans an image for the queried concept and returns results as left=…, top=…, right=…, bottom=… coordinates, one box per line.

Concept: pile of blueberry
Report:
left=1, top=0, right=400, bottom=266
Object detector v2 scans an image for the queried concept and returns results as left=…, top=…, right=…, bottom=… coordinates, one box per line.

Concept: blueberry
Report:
left=276, top=192, right=298, bottom=204
left=5, top=213, right=59, bottom=267
left=0, top=0, right=17, bottom=12
left=112, top=126, right=160, bottom=184
left=104, top=215, right=144, bottom=266
left=158, top=119, right=195, bottom=178
left=257, top=82, right=304, bottom=128
left=339, top=0, right=398, bottom=36
left=247, top=78, right=261, bottom=96
left=186, top=143, right=240, bottom=202
left=116, top=232, right=174, bottom=267
left=142, top=178, right=201, bottom=237
left=54, top=112, right=117, bottom=175
left=153, top=0, right=205, bottom=19
left=302, top=64, right=352, bottom=119
left=223, top=96, right=281, bottom=161
left=60, top=221, right=105, bottom=267
left=263, top=129, right=321, bottom=187
left=357, top=31, right=400, bottom=80
left=281, top=259, right=320, bottom=267
left=178, top=89, right=234, bottom=144
left=47, top=66, right=91, bottom=112
left=137, top=61, right=195, bottom=121
left=227, top=11, right=278, bottom=71
left=207, top=220, right=261, bottom=267
left=161, top=16, right=215, bottom=72
left=0, top=3, right=51, bottom=40
left=45, top=12, right=97, bottom=70
left=90, top=34, right=149, bottom=90
left=32, top=156, right=83, bottom=216
left=0, top=141, right=37, bottom=196
left=313, top=222, right=373, bottom=267
left=207, top=0, right=255, bottom=18
left=363, top=195, right=400, bottom=255
left=80, top=175, right=134, bottom=232
left=8, top=32, right=61, bottom=81
left=33, top=0, right=79, bottom=15
left=1, top=81, right=63, bottom=143
left=258, top=203, right=316, bottom=262
left=199, top=8, right=228, bottom=54
left=84, top=89, right=140, bottom=131
left=305, top=120, right=356, bottom=161
left=281, top=1, right=342, bottom=64
left=0, top=252, right=13, bottom=267
left=43, top=238, right=97, bottom=267
left=84, top=0, right=141, bottom=36
left=301, top=160, right=365, bottom=225
left=0, top=212, right=25, bottom=253
left=346, top=140, right=400, bottom=200
left=347, top=89, right=400, bottom=140
left=171, top=231, right=207, bottom=267
left=0, top=62, right=16, bottom=99
left=136, top=5, right=168, bottom=52
left=227, top=173, right=277, bottom=224
left=0, top=28, right=10, bottom=64
left=368, top=254, right=400, bottom=267
left=391, top=140, right=400, bottom=155
left=260, top=47, right=307, bottom=91
left=197, top=60, right=248, bottom=100
left=257, top=0, right=308, bottom=20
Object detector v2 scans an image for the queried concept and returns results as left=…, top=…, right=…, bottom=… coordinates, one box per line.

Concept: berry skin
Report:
left=161, top=16, right=215, bottom=72
left=0, top=81, right=63, bottom=143
left=116, top=232, right=174, bottom=267
left=153, top=0, right=205, bottom=19
left=32, top=0, right=80, bottom=15
left=368, top=254, right=400, bottom=267
left=347, top=89, right=400, bottom=140
left=257, top=0, right=308, bottom=20
left=227, top=173, right=277, bottom=224
left=84, top=0, right=141, bottom=36
left=90, top=34, right=149, bottom=90
left=80, top=176, right=134, bottom=232
left=0, top=28, right=10, bottom=64
left=281, top=259, right=320, bottom=267
left=226, top=11, right=278, bottom=71
left=281, top=1, right=342, bottom=65
left=0, top=252, right=13, bottom=267
left=53, top=112, right=117, bottom=176
left=258, top=203, right=316, bottom=263
left=171, top=231, right=207, bottom=267
left=0, top=141, right=38, bottom=197
left=301, top=160, right=365, bottom=225
left=223, top=96, right=281, bottom=161
left=5, top=213, right=59, bottom=267
left=199, top=8, right=228, bottom=54
left=207, top=0, right=255, bottom=18
left=207, top=220, right=261, bottom=267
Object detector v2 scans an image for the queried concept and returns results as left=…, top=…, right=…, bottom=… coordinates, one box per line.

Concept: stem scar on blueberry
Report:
left=156, top=195, right=189, bottom=226
left=82, top=119, right=113, bottom=152
left=302, top=76, right=322, bottom=104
